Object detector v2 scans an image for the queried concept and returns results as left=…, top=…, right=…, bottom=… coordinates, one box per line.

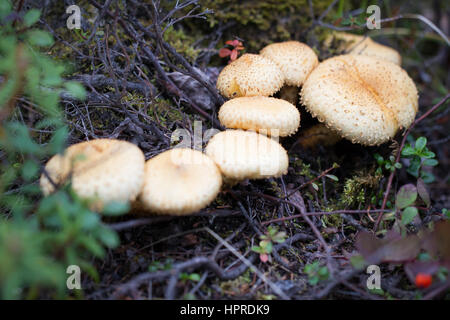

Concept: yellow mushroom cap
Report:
left=300, top=55, right=418, bottom=146
left=40, top=139, right=145, bottom=205
left=260, top=41, right=319, bottom=86
left=330, top=32, right=401, bottom=65
left=139, top=148, right=222, bottom=215
left=205, top=130, right=289, bottom=180
left=216, top=54, right=284, bottom=98
left=218, top=96, right=300, bottom=137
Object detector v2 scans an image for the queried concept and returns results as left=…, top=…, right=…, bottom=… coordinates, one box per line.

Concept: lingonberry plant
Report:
left=304, top=261, right=330, bottom=286
left=219, top=39, right=245, bottom=63
left=251, top=226, right=286, bottom=263
left=0, top=5, right=126, bottom=299
left=401, top=136, right=438, bottom=183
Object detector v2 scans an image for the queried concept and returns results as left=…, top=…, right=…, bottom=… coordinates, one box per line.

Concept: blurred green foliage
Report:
left=0, top=3, right=123, bottom=299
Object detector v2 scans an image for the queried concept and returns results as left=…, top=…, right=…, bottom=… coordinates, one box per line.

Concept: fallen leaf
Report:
left=396, top=184, right=417, bottom=209
left=422, top=220, right=450, bottom=260
left=416, top=178, right=431, bottom=207
left=355, top=230, right=421, bottom=264
left=219, top=47, right=231, bottom=58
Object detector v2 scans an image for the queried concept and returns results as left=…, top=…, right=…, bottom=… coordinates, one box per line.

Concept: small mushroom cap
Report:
left=218, top=96, right=300, bottom=137
left=139, top=148, right=222, bottom=215
left=329, top=32, right=401, bottom=65
left=300, top=55, right=418, bottom=146
left=216, top=54, right=284, bottom=98
left=205, top=130, right=289, bottom=180
left=260, top=41, right=319, bottom=86
left=40, top=139, right=145, bottom=206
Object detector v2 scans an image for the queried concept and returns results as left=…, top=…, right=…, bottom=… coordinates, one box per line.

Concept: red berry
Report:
left=415, top=273, right=432, bottom=288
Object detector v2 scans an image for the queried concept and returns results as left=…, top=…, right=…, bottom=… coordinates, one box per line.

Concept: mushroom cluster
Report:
left=40, top=34, right=419, bottom=218
left=210, top=40, right=324, bottom=184
left=216, top=35, right=418, bottom=147
left=40, top=140, right=222, bottom=216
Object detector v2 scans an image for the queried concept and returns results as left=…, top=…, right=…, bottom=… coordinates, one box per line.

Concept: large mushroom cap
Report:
left=300, top=54, right=418, bottom=146
left=205, top=130, right=289, bottom=180
left=40, top=139, right=145, bottom=206
left=329, top=32, right=401, bottom=65
left=218, top=96, right=300, bottom=137
left=139, top=148, right=222, bottom=215
left=216, top=53, right=284, bottom=98
left=260, top=41, right=319, bottom=87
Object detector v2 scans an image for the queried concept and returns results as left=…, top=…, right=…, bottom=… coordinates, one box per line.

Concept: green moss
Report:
left=200, top=0, right=334, bottom=51
left=293, top=158, right=315, bottom=180
left=163, top=26, right=200, bottom=63
left=147, top=98, right=184, bottom=128
left=340, top=172, right=381, bottom=207
left=321, top=213, right=344, bottom=228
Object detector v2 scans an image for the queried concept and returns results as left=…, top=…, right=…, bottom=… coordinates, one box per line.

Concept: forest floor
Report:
left=21, top=0, right=450, bottom=299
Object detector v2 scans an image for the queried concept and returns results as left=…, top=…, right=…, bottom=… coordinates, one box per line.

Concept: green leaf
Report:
left=21, top=160, right=39, bottom=181
left=401, top=207, right=418, bottom=225
left=27, top=30, right=54, bottom=47
left=422, top=159, right=438, bottom=167
left=395, top=184, right=417, bottom=209
left=188, top=273, right=201, bottom=282
left=421, top=151, right=436, bottom=159
left=97, top=227, right=119, bottom=248
left=401, top=145, right=415, bottom=156
left=79, top=236, right=105, bottom=258
left=374, top=153, right=384, bottom=165
left=312, top=182, right=319, bottom=191
left=80, top=211, right=100, bottom=230
left=251, top=246, right=263, bottom=253
left=406, top=157, right=421, bottom=177
left=64, top=81, right=86, bottom=100
left=325, top=174, right=339, bottom=181
left=443, top=209, right=449, bottom=219
left=0, top=0, right=12, bottom=20
left=48, top=127, right=68, bottom=154
left=420, top=171, right=435, bottom=184
left=350, top=255, right=366, bottom=270
left=23, top=9, right=41, bottom=27
left=260, top=240, right=273, bottom=254
left=101, top=201, right=130, bottom=216
left=415, top=137, right=427, bottom=152
left=318, top=267, right=330, bottom=279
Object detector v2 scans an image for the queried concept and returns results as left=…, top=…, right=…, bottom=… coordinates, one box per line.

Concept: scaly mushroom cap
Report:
left=139, top=148, right=222, bottom=215
left=260, top=41, right=319, bottom=86
left=330, top=32, right=401, bottom=65
left=205, top=130, right=289, bottom=180
left=216, top=54, right=284, bottom=98
left=218, top=96, right=300, bottom=137
left=40, top=139, right=145, bottom=206
left=300, top=55, right=418, bottom=146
